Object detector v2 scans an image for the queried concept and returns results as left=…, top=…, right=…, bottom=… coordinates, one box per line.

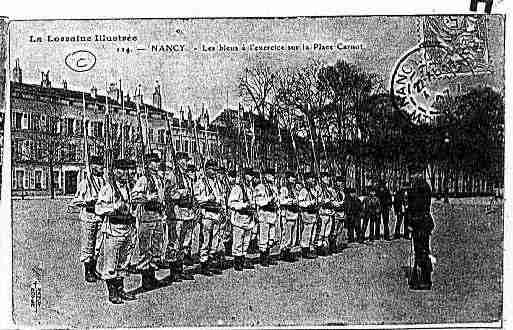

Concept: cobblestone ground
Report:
left=12, top=198, right=502, bottom=328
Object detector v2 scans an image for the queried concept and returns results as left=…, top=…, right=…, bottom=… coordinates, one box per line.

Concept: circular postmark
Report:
left=390, top=41, right=474, bottom=125
left=65, top=50, right=96, bottom=72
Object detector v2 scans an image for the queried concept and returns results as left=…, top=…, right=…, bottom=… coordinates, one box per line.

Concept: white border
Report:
left=0, top=1, right=509, bottom=329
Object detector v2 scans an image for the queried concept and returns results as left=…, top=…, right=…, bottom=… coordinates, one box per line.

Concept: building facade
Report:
left=10, top=61, right=218, bottom=197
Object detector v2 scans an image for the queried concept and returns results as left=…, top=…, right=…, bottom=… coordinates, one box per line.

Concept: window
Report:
left=53, top=171, right=60, bottom=189
left=67, top=118, right=74, bottom=136
left=149, top=128, right=154, bottom=143
left=31, top=113, right=40, bottom=131
left=184, top=140, right=189, bottom=153
left=158, top=129, right=165, bottom=144
left=22, top=140, right=30, bottom=160
left=14, top=139, right=23, bottom=160
left=41, top=115, right=47, bottom=132
left=56, top=119, right=61, bottom=134
left=22, top=113, right=29, bottom=130
left=29, top=170, right=35, bottom=189
left=14, top=170, right=24, bottom=190
left=41, top=171, right=47, bottom=190
left=24, top=170, right=30, bottom=189
left=175, top=139, right=180, bottom=152
left=14, top=112, right=22, bottom=130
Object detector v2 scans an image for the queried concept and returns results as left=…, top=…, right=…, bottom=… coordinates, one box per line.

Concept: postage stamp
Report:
left=7, top=15, right=505, bottom=328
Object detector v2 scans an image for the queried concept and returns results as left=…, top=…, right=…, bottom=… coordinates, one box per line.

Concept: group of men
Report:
left=72, top=152, right=434, bottom=304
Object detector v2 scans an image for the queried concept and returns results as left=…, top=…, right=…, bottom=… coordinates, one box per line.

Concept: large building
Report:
left=10, top=61, right=219, bottom=197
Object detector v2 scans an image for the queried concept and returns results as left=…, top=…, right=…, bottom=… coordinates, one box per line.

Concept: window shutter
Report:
left=41, top=171, right=47, bottom=190
left=30, top=170, right=35, bottom=189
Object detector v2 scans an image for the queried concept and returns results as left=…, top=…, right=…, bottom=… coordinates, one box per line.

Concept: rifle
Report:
left=165, top=112, right=185, bottom=189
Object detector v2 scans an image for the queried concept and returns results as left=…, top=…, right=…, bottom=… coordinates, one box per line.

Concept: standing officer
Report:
left=316, top=171, right=336, bottom=256
left=228, top=168, right=257, bottom=271
left=195, top=160, right=225, bottom=276
left=363, top=186, right=381, bottom=242
left=131, top=153, right=165, bottom=290
left=331, top=175, right=347, bottom=253
left=95, top=159, right=137, bottom=304
left=72, top=155, right=105, bottom=283
left=393, top=186, right=406, bottom=239
left=298, top=171, right=319, bottom=259
left=254, top=168, right=279, bottom=267
left=278, top=171, right=300, bottom=262
left=345, top=188, right=362, bottom=243
left=168, top=153, right=198, bottom=278
left=407, top=170, right=434, bottom=290
left=376, top=180, right=393, bottom=240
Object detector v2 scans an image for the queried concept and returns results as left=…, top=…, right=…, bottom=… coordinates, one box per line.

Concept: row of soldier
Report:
left=72, top=152, right=418, bottom=304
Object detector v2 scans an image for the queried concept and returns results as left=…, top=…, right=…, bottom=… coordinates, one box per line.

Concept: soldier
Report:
left=298, top=171, right=319, bottom=259
left=164, top=152, right=197, bottom=279
left=407, top=170, right=435, bottom=290
left=331, top=175, right=347, bottom=253
left=376, top=180, right=393, bottom=241
left=195, top=160, right=226, bottom=276
left=393, top=186, right=406, bottom=239
left=228, top=168, right=257, bottom=271
left=278, top=171, right=300, bottom=262
left=315, top=171, right=337, bottom=256
left=71, top=155, right=105, bottom=283
left=131, top=153, right=165, bottom=290
left=363, top=185, right=381, bottom=242
left=345, top=188, right=362, bottom=243
left=254, top=168, right=279, bottom=267
left=222, top=169, right=238, bottom=257
left=95, top=159, right=137, bottom=304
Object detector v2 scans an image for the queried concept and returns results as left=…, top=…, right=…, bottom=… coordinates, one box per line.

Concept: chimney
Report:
left=41, top=70, right=51, bottom=88
left=152, top=80, right=162, bottom=109
left=187, top=106, right=193, bottom=128
left=62, top=80, right=68, bottom=90
left=135, top=84, right=143, bottom=105
left=12, top=58, right=22, bottom=83
left=180, top=106, right=184, bottom=127
left=90, top=86, right=98, bottom=99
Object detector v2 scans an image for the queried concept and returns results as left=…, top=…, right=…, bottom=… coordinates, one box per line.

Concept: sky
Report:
left=9, top=16, right=504, bottom=119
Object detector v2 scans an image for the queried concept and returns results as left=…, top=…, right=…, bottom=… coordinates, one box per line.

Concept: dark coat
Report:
left=406, top=177, right=434, bottom=233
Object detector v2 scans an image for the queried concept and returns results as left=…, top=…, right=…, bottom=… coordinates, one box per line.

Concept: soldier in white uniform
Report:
left=254, top=168, right=279, bottom=267
left=331, top=175, right=348, bottom=253
left=195, top=160, right=226, bottom=276
left=228, top=168, right=257, bottom=271
left=164, top=152, right=197, bottom=280
left=298, top=171, right=319, bottom=259
left=278, top=171, right=300, bottom=262
left=95, top=159, right=137, bottom=304
left=131, top=153, right=165, bottom=290
left=71, top=155, right=106, bottom=283
left=315, top=171, right=337, bottom=256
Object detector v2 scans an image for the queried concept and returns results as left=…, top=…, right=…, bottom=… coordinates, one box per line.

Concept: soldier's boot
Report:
left=90, top=259, right=103, bottom=281
left=328, top=238, right=338, bottom=254
left=199, top=262, right=213, bottom=277
left=208, top=258, right=223, bottom=275
left=224, top=240, right=233, bottom=257
left=141, top=269, right=161, bottom=290
left=247, top=239, right=259, bottom=254
left=84, top=262, right=97, bottom=283
left=162, top=262, right=181, bottom=284
left=105, top=279, right=123, bottom=304
left=183, top=253, right=194, bottom=266
left=177, top=261, right=194, bottom=281
left=116, top=277, right=136, bottom=301
left=259, top=250, right=269, bottom=267
left=233, top=256, right=243, bottom=271
left=267, top=248, right=278, bottom=265
left=243, top=256, right=254, bottom=269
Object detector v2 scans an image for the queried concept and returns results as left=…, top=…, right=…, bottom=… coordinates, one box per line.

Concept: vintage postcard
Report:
left=8, top=15, right=504, bottom=327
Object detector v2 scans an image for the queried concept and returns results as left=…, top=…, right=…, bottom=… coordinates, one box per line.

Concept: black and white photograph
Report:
left=8, top=14, right=505, bottom=328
